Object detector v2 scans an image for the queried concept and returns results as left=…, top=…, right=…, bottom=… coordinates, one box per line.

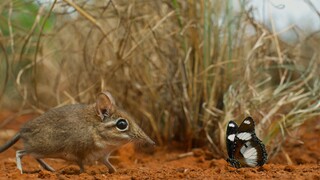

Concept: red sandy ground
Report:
left=0, top=111, right=319, bottom=180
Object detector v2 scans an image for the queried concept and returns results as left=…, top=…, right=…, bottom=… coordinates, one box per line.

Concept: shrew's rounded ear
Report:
left=96, top=91, right=116, bottom=120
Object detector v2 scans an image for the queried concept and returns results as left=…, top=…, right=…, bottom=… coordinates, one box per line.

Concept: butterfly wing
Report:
left=232, top=117, right=268, bottom=168
left=226, top=121, right=239, bottom=159
left=237, top=116, right=255, bottom=136
left=233, top=136, right=267, bottom=167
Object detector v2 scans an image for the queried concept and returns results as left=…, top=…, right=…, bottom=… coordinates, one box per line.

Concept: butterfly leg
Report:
left=227, top=158, right=241, bottom=168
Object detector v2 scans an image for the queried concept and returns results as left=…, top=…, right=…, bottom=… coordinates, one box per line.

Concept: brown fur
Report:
left=0, top=92, right=154, bottom=174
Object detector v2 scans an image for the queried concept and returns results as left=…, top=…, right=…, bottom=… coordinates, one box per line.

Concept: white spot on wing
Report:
left=237, top=132, right=252, bottom=140
left=228, top=134, right=236, bottom=141
left=240, top=143, right=248, bottom=154
left=229, top=123, right=236, bottom=127
left=240, top=142, right=258, bottom=167
left=243, top=148, right=257, bottom=158
left=245, top=158, right=258, bottom=167
left=244, top=120, right=251, bottom=124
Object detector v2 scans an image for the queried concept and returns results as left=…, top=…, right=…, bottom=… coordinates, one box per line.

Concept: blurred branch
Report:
left=0, top=43, right=9, bottom=104
left=62, top=0, right=108, bottom=35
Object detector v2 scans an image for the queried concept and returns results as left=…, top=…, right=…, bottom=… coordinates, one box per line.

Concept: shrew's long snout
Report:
left=144, top=135, right=156, bottom=146
left=135, top=129, right=156, bottom=146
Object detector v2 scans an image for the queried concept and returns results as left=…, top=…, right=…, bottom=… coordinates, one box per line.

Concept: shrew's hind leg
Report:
left=36, top=159, right=55, bottom=172
left=16, top=150, right=27, bottom=174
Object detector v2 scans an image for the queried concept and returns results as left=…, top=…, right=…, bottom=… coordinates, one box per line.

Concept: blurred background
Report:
left=0, top=0, right=320, bottom=161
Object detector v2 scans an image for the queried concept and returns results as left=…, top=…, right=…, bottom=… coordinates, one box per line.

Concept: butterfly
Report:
left=226, top=116, right=268, bottom=168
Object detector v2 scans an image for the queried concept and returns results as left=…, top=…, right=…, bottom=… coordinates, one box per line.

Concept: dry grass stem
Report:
left=0, top=0, right=319, bottom=160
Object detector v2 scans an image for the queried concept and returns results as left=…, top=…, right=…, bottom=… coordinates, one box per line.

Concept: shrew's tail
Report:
left=0, top=133, right=20, bottom=153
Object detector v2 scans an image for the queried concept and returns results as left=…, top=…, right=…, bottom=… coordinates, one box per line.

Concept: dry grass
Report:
left=1, top=0, right=320, bottom=161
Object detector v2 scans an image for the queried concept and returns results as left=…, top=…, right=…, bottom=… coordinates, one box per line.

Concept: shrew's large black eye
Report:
left=116, top=119, right=129, bottom=131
